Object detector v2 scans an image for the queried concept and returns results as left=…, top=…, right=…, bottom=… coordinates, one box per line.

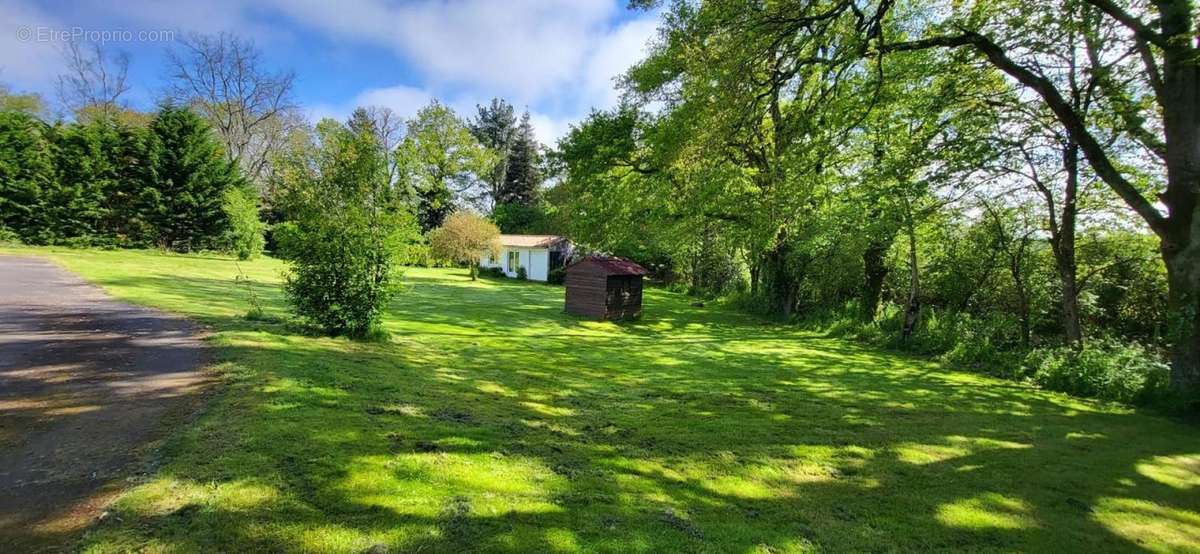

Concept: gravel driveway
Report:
left=0, top=256, right=210, bottom=551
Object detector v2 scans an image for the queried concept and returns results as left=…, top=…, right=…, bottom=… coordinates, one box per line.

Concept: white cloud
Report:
left=263, top=0, right=617, bottom=103
left=528, top=112, right=574, bottom=146
left=578, top=16, right=659, bottom=109
left=0, top=0, right=663, bottom=143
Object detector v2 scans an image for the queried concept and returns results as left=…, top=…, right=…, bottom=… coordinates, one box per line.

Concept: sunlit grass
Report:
left=2, top=246, right=1198, bottom=552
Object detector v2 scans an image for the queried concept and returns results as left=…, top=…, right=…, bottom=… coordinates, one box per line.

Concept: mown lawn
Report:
left=4, top=247, right=1199, bottom=553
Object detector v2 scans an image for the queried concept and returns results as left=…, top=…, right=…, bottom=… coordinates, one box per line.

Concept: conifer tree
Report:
left=146, top=105, right=245, bottom=250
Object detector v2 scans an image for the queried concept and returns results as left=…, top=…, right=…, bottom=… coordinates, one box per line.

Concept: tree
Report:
left=428, top=211, right=500, bottom=280
left=348, top=106, right=404, bottom=186
left=0, top=83, right=45, bottom=116
left=498, top=112, right=543, bottom=206
left=164, top=32, right=298, bottom=184
left=221, top=185, right=265, bottom=260
left=628, top=0, right=1198, bottom=400
left=49, top=117, right=154, bottom=245
left=396, top=100, right=495, bottom=231
left=276, top=119, right=419, bottom=338
left=56, top=42, right=130, bottom=122
left=0, top=111, right=54, bottom=239
left=146, top=105, right=246, bottom=251
left=470, top=98, right=518, bottom=210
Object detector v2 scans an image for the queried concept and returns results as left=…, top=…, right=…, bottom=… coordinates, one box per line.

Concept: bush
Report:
left=517, top=266, right=528, bottom=280
left=547, top=267, right=565, bottom=284
left=0, top=226, right=21, bottom=245
left=479, top=266, right=504, bottom=278
left=1023, top=338, right=1170, bottom=405
left=221, top=186, right=265, bottom=260
left=277, top=119, right=419, bottom=339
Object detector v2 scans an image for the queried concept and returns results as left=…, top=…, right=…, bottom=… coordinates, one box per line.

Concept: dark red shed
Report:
left=564, top=256, right=650, bottom=320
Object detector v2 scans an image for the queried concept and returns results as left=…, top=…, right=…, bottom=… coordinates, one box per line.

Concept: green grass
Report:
left=4, top=246, right=1199, bottom=553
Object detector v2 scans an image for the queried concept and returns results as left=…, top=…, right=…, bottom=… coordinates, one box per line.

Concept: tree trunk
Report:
left=1158, top=1, right=1200, bottom=400
left=469, top=263, right=477, bottom=281
left=1164, top=247, right=1200, bottom=397
left=1013, top=264, right=1031, bottom=349
left=1054, top=141, right=1083, bottom=345
left=861, top=236, right=890, bottom=321
left=749, top=259, right=760, bottom=297
left=900, top=220, right=920, bottom=343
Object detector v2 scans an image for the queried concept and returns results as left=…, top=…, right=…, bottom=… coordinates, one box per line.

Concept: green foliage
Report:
left=221, top=186, right=266, bottom=260
left=491, top=201, right=554, bottom=234
left=1024, top=339, right=1170, bottom=405
left=0, top=104, right=256, bottom=251
left=0, top=111, right=54, bottom=240
left=427, top=211, right=500, bottom=280
left=276, top=118, right=419, bottom=338
left=547, top=266, right=565, bottom=285
left=498, top=113, right=542, bottom=205
left=516, top=266, right=528, bottom=281
left=146, top=105, right=246, bottom=251
left=0, top=83, right=44, bottom=115
left=0, top=226, right=21, bottom=245
left=397, top=101, right=494, bottom=231
left=479, top=266, right=504, bottom=278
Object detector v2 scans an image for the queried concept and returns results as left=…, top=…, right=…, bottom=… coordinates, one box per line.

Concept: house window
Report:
left=507, top=251, right=521, bottom=272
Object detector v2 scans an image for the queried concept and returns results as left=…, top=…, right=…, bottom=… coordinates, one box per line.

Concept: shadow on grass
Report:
left=62, top=269, right=1200, bottom=552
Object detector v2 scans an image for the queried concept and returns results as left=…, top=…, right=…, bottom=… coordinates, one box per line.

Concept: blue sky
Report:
left=0, top=0, right=662, bottom=143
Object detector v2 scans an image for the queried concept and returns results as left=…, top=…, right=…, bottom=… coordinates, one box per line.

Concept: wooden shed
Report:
left=564, top=256, right=650, bottom=320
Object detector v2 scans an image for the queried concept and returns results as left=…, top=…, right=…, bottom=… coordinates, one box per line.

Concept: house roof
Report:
left=498, top=234, right=569, bottom=248
left=566, top=255, right=650, bottom=276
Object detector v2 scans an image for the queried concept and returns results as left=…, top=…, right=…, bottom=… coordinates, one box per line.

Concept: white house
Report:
left=479, top=235, right=574, bottom=282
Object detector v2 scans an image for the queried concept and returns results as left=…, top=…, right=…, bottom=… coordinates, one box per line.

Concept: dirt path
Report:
left=0, top=256, right=211, bottom=551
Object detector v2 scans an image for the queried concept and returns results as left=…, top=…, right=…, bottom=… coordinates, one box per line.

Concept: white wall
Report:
left=478, top=247, right=550, bottom=282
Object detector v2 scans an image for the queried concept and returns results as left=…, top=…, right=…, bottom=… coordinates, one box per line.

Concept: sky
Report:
left=0, top=0, right=663, bottom=144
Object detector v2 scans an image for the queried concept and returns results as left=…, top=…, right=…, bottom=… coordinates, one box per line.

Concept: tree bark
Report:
left=861, top=236, right=891, bottom=321
left=900, top=218, right=920, bottom=342
left=1055, top=142, right=1083, bottom=345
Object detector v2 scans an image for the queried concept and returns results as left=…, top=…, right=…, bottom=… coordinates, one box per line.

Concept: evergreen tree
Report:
left=49, top=118, right=151, bottom=245
left=0, top=111, right=54, bottom=240
left=497, top=112, right=542, bottom=206
left=145, top=105, right=245, bottom=250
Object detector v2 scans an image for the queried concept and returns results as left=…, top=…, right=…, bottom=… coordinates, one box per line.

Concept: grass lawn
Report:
left=4, top=247, right=1199, bottom=553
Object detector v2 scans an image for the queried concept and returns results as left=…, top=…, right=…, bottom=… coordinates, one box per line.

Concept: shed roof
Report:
left=566, top=256, right=650, bottom=276
left=498, top=234, right=569, bottom=248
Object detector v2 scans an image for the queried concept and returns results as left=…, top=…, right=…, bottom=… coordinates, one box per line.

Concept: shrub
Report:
left=479, top=266, right=504, bottom=278
left=517, top=266, right=528, bottom=280
left=1023, top=338, right=1170, bottom=405
left=547, top=267, right=565, bottom=284
left=0, top=226, right=21, bottom=245
left=221, top=186, right=265, bottom=260
left=277, top=119, right=420, bottom=339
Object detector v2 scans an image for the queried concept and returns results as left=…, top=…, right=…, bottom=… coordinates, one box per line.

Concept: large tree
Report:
left=164, top=32, right=298, bottom=184
left=145, top=105, right=246, bottom=251
left=469, top=98, right=518, bottom=210
left=397, top=100, right=495, bottom=231
left=499, top=112, right=543, bottom=206
left=632, top=0, right=1199, bottom=400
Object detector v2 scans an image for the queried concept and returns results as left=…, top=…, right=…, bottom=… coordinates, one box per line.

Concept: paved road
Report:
left=0, top=256, right=210, bottom=550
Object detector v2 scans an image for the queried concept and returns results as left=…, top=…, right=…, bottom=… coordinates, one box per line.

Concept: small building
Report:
left=564, top=256, right=650, bottom=320
left=479, top=235, right=574, bottom=282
